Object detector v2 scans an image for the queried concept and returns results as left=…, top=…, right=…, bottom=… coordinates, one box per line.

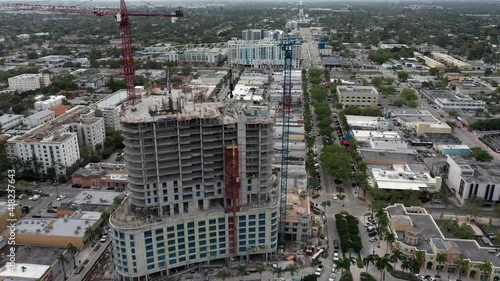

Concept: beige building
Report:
left=337, top=86, right=379, bottom=108
left=431, top=53, right=472, bottom=70
left=412, top=122, right=452, bottom=135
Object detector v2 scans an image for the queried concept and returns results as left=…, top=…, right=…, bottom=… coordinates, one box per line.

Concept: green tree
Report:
left=273, top=266, right=284, bottom=278
left=435, top=253, right=447, bottom=275
left=374, top=254, right=393, bottom=281
left=485, top=69, right=493, bottom=77
left=470, top=147, right=493, bottom=162
left=286, top=263, right=300, bottom=279
left=255, top=263, right=266, bottom=280
left=216, top=270, right=231, bottom=281
left=320, top=200, right=331, bottom=213
left=400, top=88, right=417, bottom=101
left=371, top=76, right=384, bottom=87
left=456, top=257, right=470, bottom=280
left=446, top=121, right=457, bottom=130
left=84, top=226, right=95, bottom=243
left=334, top=256, right=356, bottom=276
left=446, top=109, right=459, bottom=118
left=390, top=249, right=404, bottom=270
left=320, top=144, right=352, bottom=180
left=408, top=100, right=419, bottom=108
left=429, top=68, right=440, bottom=76
left=100, top=209, right=110, bottom=226
left=379, top=85, right=396, bottom=95
left=235, top=264, right=247, bottom=280
left=478, top=259, right=493, bottom=281
left=57, top=254, right=69, bottom=280
left=397, top=71, right=409, bottom=82
left=66, top=243, right=78, bottom=269
left=363, top=254, right=376, bottom=273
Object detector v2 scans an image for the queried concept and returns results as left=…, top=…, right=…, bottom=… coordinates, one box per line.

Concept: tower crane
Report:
left=0, top=1, right=183, bottom=106
left=278, top=37, right=302, bottom=245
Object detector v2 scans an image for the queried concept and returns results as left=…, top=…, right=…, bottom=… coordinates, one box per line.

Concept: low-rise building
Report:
left=431, top=52, right=472, bottom=70
left=436, top=144, right=470, bottom=156
left=337, top=86, right=379, bottom=108
left=386, top=204, right=500, bottom=281
left=8, top=212, right=99, bottom=248
left=37, top=55, right=70, bottom=65
left=0, top=114, right=24, bottom=131
left=74, top=75, right=108, bottom=89
left=414, top=52, right=446, bottom=70
left=35, top=95, right=65, bottom=111
left=389, top=108, right=452, bottom=135
left=422, top=89, right=487, bottom=111
left=371, top=164, right=442, bottom=192
left=444, top=72, right=465, bottom=81
left=446, top=155, right=500, bottom=205
left=452, top=80, right=494, bottom=96
left=345, top=115, right=390, bottom=130
left=8, top=73, right=51, bottom=92
left=23, top=110, right=55, bottom=128
left=71, top=164, right=127, bottom=189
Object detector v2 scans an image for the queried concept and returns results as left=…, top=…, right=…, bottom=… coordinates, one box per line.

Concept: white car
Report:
left=329, top=273, right=337, bottom=281
left=28, top=196, right=34, bottom=201
left=315, top=265, right=324, bottom=276
left=100, top=235, right=108, bottom=243
left=31, top=194, right=40, bottom=201
left=333, top=251, right=339, bottom=261
left=332, top=194, right=338, bottom=200
left=56, top=195, right=66, bottom=201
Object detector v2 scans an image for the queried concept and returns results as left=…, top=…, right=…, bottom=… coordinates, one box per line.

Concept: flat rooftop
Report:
left=351, top=130, right=400, bottom=142
left=16, top=212, right=99, bottom=238
left=72, top=190, right=118, bottom=206
left=0, top=114, right=23, bottom=123
left=96, top=89, right=128, bottom=109
left=345, top=115, right=387, bottom=127
left=0, top=263, right=50, bottom=279
left=359, top=148, right=420, bottom=165
left=448, top=155, right=500, bottom=183
left=371, top=164, right=438, bottom=191
left=0, top=245, right=63, bottom=267
left=337, top=85, right=379, bottom=95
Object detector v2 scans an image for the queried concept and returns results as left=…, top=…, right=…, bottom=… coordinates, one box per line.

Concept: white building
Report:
left=0, top=263, right=50, bottom=281
left=34, top=95, right=65, bottom=111
left=6, top=129, right=80, bottom=176
left=371, top=164, right=442, bottom=193
left=337, top=86, right=379, bottom=108
left=227, top=38, right=301, bottom=69
left=95, top=90, right=129, bottom=130
left=8, top=73, right=51, bottom=92
left=66, top=110, right=105, bottom=150
left=446, top=155, right=500, bottom=205
left=23, top=110, right=55, bottom=128
left=434, top=96, right=486, bottom=111
left=74, top=75, right=108, bottom=89
left=0, top=114, right=24, bottom=131
left=37, top=55, right=70, bottom=65
left=345, top=115, right=390, bottom=130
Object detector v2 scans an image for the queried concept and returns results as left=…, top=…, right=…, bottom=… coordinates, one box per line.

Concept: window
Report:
left=155, top=229, right=163, bottom=235
left=198, top=221, right=206, bottom=226
left=145, top=231, right=152, bottom=237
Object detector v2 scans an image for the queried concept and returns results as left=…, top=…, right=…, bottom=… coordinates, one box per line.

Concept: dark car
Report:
left=72, top=184, right=82, bottom=188
left=368, top=231, right=378, bottom=237
left=106, top=187, right=116, bottom=191
left=75, top=265, right=84, bottom=274
left=82, top=185, right=91, bottom=189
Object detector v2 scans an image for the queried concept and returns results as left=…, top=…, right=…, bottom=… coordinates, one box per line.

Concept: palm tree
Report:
left=84, top=226, right=95, bottom=243
left=255, top=263, right=266, bottom=280
left=435, top=253, right=447, bottom=275
left=216, top=270, right=231, bottom=281
left=334, top=256, right=356, bottom=276
left=408, top=257, right=422, bottom=274
left=390, top=249, right=404, bottom=270
left=456, top=257, right=470, bottom=280
left=274, top=266, right=284, bottom=278
left=235, top=264, right=247, bottom=281
left=375, top=254, right=393, bottom=281
left=478, top=259, right=493, bottom=281
left=385, top=232, right=396, bottom=252
left=401, top=259, right=411, bottom=273
left=100, top=209, right=110, bottom=226
left=66, top=243, right=78, bottom=269
left=286, top=263, right=300, bottom=279
left=320, top=200, right=331, bottom=213
left=57, top=253, right=69, bottom=280
left=414, top=251, right=426, bottom=269
left=363, top=254, right=376, bottom=273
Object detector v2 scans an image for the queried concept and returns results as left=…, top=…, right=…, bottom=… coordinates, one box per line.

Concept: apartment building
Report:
left=110, top=93, right=279, bottom=280
left=446, top=155, right=500, bottom=205
left=74, top=75, right=108, bottom=89
left=337, top=86, right=379, bottom=108
left=8, top=73, right=51, bottom=92
left=6, top=106, right=104, bottom=175
left=178, top=48, right=226, bottom=67
left=0, top=114, right=24, bottom=131
left=95, top=90, right=128, bottom=130
left=35, top=95, right=65, bottom=111
left=227, top=38, right=301, bottom=69
left=23, top=110, right=55, bottom=128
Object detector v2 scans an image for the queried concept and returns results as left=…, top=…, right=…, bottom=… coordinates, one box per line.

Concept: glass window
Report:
left=198, top=221, right=206, bottom=226
left=145, top=231, right=152, bottom=237
left=167, top=226, right=174, bottom=232
left=155, top=229, right=163, bottom=235
left=188, top=222, right=194, bottom=228
left=177, top=224, right=184, bottom=230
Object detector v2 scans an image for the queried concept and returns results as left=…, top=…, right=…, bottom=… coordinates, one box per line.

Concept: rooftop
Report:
left=371, top=164, right=440, bottom=191
left=0, top=263, right=50, bottom=279
left=8, top=106, right=91, bottom=143
left=15, top=212, right=99, bottom=238
left=351, top=130, right=401, bottom=142
left=285, top=192, right=310, bottom=222
left=337, top=85, right=379, bottom=95
left=72, top=190, right=118, bottom=206
left=360, top=149, right=420, bottom=165
left=447, top=155, right=500, bottom=183
left=96, top=90, right=128, bottom=109
left=25, top=110, right=53, bottom=120
left=0, top=114, right=23, bottom=123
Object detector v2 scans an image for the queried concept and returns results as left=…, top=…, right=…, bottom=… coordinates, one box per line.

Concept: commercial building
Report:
left=388, top=109, right=452, bottom=135
left=6, top=106, right=104, bottom=175
left=436, top=144, right=470, bottom=156
left=95, top=90, right=128, bottom=130
left=0, top=263, right=51, bottom=281
left=421, top=89, right=486, bottom=111
left=386, top=204, right=500, bottom=281
left=110, top=93, right=279, bottom=280
left=37, top=55, right=70, bottom=65
left=227, top=38, right=301, bottom=69
left=0, top=114, right=24, bottom=131
left=452, top=80, right=494, bottom=96
left=345, top=115, right=390, bottom=130
left=9, top=212, right=99, bottom=248
left=446, top=155, right=500, bottom=205
left=8, top=73, right=51, bottom=92
left=34, top=95, right=65, bottom=111
left=352, top=130, right=408, bottom=150
left=71, top=163, right=127, bottom=189
left=74, top=75, right=108, bottom=89
left=431, top=53, right=472, bottom=70
left=23, top=110, right=55, bottom=129
left=371, top=164, right=442, bottom=192
left=413, top=52, right=446, bottom=70
left=337, top=86, right=379, bottom=108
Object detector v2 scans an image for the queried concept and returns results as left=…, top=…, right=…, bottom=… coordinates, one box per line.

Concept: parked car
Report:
left=315, top=265, right=324, bottom=276
left=82, top=185, right=91, bottom=189
left=333, top=251, right=339, bottom=261
left=72, top=184, right=82, bottom=188
left=369, top=237, right=378, bottom=242
left=75, top=265, right=84, bottom=274
left=333, top=239, right=340, bottom=249
left=368, top=231, right=378, bottom=237
left=100, top=235, right=108, bottom=243
left=18, top=194, right=26, bottom=200
left=329, top=273, right=337, bottom=281
left=332, top=194, right=338, bottom=200
left=31, top=194, right=41, bottom=201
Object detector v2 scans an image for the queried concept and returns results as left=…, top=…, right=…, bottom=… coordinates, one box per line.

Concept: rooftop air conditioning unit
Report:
left=36, top=229, right=41, bottom=233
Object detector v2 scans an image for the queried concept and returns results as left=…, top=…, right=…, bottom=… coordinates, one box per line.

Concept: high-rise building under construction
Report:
left=109, top=91, right=279, bottom=280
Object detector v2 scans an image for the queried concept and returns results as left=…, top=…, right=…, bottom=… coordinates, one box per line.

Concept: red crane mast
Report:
left=0, top=1, right=184, bottom=106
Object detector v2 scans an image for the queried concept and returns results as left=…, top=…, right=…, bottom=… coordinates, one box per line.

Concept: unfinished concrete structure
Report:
left=110, top=91, right=279, bottom=280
